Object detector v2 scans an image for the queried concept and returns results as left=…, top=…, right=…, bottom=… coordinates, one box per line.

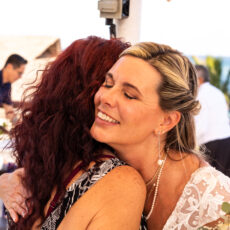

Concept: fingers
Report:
left=4, top=193, right=28, bottom=221
left=26, top=200, right=33, bottom=215
left=11, top=202, right=27, bottom=219
left=19, top=186, right=31, bottom=199
left=12, top=168, right=31, bottom=198
left=14, top=193, right=25, bottom=204
left=15, top=194, right=28, bottom=212
left=0, top=168, right=32, bottom=222
left=7, top=208, right=19, bottom=223
left=8, top=203, right=28, bottom=222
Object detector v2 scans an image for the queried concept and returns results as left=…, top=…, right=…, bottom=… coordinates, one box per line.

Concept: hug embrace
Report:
left=4, top=36, right=230, bottom=230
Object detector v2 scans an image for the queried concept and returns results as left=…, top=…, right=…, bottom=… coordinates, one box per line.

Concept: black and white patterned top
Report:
left=40, top=157, right=147, bottom=230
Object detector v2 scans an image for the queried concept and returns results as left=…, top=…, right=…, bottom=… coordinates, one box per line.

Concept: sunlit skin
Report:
left=90, top=55, right=201, bottom=230
left=90, top=55, right=167, bottom=153
left=90, top=56, right=181, bottom=179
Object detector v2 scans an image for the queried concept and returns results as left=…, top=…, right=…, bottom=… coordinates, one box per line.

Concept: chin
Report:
left=90, top=126, right=105, bottom=143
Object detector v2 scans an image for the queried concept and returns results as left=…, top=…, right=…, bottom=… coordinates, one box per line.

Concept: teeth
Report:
left=97, top=111, right=119, bottom=124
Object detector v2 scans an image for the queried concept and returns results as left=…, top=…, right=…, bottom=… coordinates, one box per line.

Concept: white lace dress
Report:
left=163, top=165, right=230, bottom=229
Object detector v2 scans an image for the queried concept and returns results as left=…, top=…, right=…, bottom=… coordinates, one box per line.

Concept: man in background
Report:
left=0, top=54, right=27, bottom=123
left=195, top=64, right=230, bottom=177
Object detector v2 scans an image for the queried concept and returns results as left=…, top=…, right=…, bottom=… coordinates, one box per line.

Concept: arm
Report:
left=58, top=165, right=146, bottom=230
left=0, top=168, right=30, bottom=222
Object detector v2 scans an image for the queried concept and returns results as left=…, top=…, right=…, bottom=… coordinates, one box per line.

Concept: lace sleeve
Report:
left=163, top=166, right=230, bottom=230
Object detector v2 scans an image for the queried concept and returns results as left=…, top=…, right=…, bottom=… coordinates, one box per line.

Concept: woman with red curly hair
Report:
left=9, top=36, right=146, bottom=230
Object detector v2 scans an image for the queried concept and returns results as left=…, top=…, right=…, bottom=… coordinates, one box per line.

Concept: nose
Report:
left=98, top=87, right=117, bottom=108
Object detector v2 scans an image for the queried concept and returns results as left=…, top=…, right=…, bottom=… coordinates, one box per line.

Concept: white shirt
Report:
left=195, top=82, right=230, bottom=145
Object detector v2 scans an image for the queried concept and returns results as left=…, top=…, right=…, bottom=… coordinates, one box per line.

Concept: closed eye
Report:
left=103, top=74, right=114, bottom=88
left=103, top=81, right=113, bottom=88
left=124, top=92, right=137, bottom=100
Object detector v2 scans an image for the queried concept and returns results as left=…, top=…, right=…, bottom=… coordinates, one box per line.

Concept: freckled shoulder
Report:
left=103, top=164, right=147, bottom=193
left=58, top=165, right=146, bottom=230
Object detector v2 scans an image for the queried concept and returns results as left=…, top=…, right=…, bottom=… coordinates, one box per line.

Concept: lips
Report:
left=97, top=111, right=120, bottom=124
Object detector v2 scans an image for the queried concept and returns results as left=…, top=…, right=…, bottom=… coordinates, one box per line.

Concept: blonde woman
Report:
left=90, top=41, right=230, bottom=229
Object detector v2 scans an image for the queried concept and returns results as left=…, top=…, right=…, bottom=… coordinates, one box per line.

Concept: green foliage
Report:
left=222, top=202, right=230, bottom=215
left=206, top=56, right=222, bottom=89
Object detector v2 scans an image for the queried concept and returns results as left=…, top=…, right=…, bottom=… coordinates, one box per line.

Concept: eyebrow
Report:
left=105, top=72, right=114, bottom=82
left=106, top=72, right=142, bottom=96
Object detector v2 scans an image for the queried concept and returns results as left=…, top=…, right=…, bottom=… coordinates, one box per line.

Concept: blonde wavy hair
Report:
left=120, top=42, right=200, bottom=155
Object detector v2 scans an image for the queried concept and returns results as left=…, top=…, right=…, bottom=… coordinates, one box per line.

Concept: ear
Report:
left=159, top=111, right=181, bottom=133
left=5, top=63, right=13, bottom=70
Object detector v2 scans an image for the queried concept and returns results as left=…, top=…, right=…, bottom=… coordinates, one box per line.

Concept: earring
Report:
left=157, top=131, right=164, bottom=166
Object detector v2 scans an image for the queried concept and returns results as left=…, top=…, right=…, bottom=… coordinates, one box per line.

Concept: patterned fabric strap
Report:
left=45, top=154, right=115, bottom=219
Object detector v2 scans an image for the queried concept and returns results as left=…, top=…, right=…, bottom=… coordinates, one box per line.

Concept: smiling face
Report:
left=90, top=55, right=168, bottom=150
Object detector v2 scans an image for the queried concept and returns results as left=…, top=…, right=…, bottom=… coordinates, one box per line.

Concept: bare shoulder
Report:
left=90, top=164, right=147, bottom=211
left=103, top=165, right=146, bottom=192
left=58, top=165, right=146, bottom=230
left=86, top=164, right=146, bottom=206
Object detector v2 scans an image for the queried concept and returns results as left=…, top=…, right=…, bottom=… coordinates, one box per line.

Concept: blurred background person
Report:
left=195, top=64, right=230, bottom=177
left=0, top=54, right=27, bottom=124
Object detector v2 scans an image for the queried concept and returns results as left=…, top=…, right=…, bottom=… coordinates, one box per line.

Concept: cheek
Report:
left=94, top=90, right=101, bottom=106
left=120, top=105, right=146, bottom=124
left=127, top=107, right=159, bottom=130
left=13, top=73, right=18, bottom=80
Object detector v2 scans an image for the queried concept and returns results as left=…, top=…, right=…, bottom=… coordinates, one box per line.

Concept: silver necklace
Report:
left=146, top=154, right=167, bottom=220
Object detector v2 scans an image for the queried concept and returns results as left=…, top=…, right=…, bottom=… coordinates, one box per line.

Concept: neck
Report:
left=113, top=141, right=160, bottom=183
left=2, top=69, right=9, bottom=83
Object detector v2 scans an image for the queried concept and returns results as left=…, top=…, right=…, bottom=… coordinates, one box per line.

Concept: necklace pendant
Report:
left=157, top=159, right=163, bottom=166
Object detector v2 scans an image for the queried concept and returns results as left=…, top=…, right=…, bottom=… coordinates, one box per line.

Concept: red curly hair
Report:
left=10, top=36, right=130, bottom=229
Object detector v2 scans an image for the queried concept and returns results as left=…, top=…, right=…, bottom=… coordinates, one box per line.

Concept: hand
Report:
left=0, top=168, right=30, bottom=222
